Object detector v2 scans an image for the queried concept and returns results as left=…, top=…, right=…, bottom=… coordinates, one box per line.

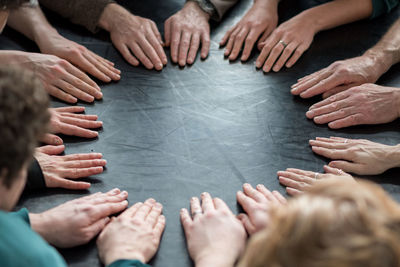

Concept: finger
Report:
left=237, top=213, right=256, bottom=235
left=323, top=165, right=346, bottom=175
left=60, top=113, right=99, bottom=121
left=257, top=29, right=272, bottom=49
left=272, top=191, right=287, bottom=204
left=220, top=26, right=235, bottom=46
left=115, top=42, right=140, bottom=66
left=255, top=43, right=272, bottom=69
left=278, top=169, right=316, bottom=182
left=73, top=52, right=113, bottom=83
left=147, top=24, right=167, bottom=66
left=153, top=215, right=166, bottom=238
left=309, top=139, right=350, bottom=150
left=134, top=198, right=156, bottom=221
left=52, top=106, right=85, bottom=113
left=180, top=208, right=193, bottom=230
left=213, top=197, right=232, bottom=213
left=278, top=176, right=312, bottom=192
left=145, top=202, right=163, bottom=228
left=329, top=161, right=364, bottom=174
left=322, top=84, right=356, bottom=99
left=178, top=31, right=192, bottom=67
left=262, top=41, right=284, bottom=73
left=200, top=31, right=210, bottom=59
left=295, top=67, right=327, bottom=84
left=85, top=217, right=111, bottom=241
left=60, top=166, right=104, bottom=179
left=62, top=153, right=103, bottom=161
left=309, top=91, right=351, bottom=110
left=224, top=27, right=241, bottom=56
left=299, top=73, right=346, bottom=99
left=40, top=133, right=63, bottom=146
left=236, top=190, right=256, bottom=213
left=63, top=159, right=107, bottom=168
left=60, top=116, right=102, bottom=129
left=88, top=190, right=128, bottom=205
left=283, top=168, right=317, bottom=177
left=311, top=146, right=350, bottom=160
left=243, top=183, right=266, bottom=203
left=201, top=192, right=215, bottom=212
left=120, top=202, right=143, bottom=219
left=45, top=84, right=77, bottom=103
left=187, top=33, right=200, bottom=65
left=36, top=144, right=65, bottom=155
left=291, top=69, right=331, bottom=95
left=89, top=200, right=129, bottom=222
left=48, top=176, right=91, bottom=190
left=64, top=62, right=101, bottom=92
left=272, top=42, right=297, bottom=72
left=57, top=123, right=99, bottom=138
left=306, top=99, right=351, bottom=120
left=84, top=52, right=120, bottom=81
left=241, top=28, right=262, bottom=61
left=286, top=187, right=302, bottom=196
left=255, top=184, right=278, bottom=203
left=190, top=197, right=202, bottom=218
left=312, top=106, right=355, bottom=125
left=327, top=113, right=365, bottom=129
left=229, top=27, right=250, bottom=61
left=170, top=24, right=182, bottom=63
left=130, top=41, right=155, bottom=70
left=55, top=79, right=95, bottom=103
left=164, top=19, right=172, bottom=47
left=91, top=52, right=120, bottom=73
left=285, top=44, right=307, bottom=68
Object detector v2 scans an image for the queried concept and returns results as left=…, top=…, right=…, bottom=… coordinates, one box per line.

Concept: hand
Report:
left=97, top=199, right=165, bottom=266
left=19, top=52, right=103, bottom=103
left=278, top=165, right=354, bottom=196
left=34, top=146, right=106, bottom=190
left=256, top=12, right=316, bottom=72
left=164, top=1, right=210, bottom=66
left=236, top=183, right=286, bottom=235
left=291, top=55, right=383, bottom=98
left=29, top=188, right=128, bottom=248
left=305, top=84, right=400, bottom=129
left=40, top=106, right=102, bottom=146
left=99, top=4, right=167, bottom=70
left=36, top=31, right=121, bottom=82
left=309, top=137, right=400, bottom=175
left=220, top=0, right=278, bottom=61
left=180, top=192, right=246, bottom=267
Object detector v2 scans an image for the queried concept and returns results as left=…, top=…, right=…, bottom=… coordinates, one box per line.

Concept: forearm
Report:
left=300, top=0, right=372, bottom=35
left=98, top=3, right=126, bottom=32
left=0, top=50, right=33, bottom=65
left=387, top=144, right=400, bottom=169
left=6, top=5, right=58, bottom=44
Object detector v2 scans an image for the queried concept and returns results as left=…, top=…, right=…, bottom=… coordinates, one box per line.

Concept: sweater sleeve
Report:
left=24, top=158, right=46, bottom=193
left=9, top=208, right=31, bottom=226
left=107, top=259, right=151, bottom=267
left=188, top=0, right=238, bottom=21
left=371, top=0, right=399, bottom=18
left=38, top=0, right=116, bottom=33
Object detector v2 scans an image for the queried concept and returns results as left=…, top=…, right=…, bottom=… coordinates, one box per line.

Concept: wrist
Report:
left=103, top=249, right=146, bottom=266
left=29, top=212, right=50, bottom=241
left=196, top=257, right=235, bottom=267
left=394, top=88, right=400, bottom=121
left=386, top=144, right=400, bottom=169
left=253, top=0, right=279, bottom=9
left=363, top=48, right=394, bottom=77
left=98, top=3, right=126, bottom=32
left=184, top=1, right=211, bottom=21
left=298, top=9, right=323, bottom=35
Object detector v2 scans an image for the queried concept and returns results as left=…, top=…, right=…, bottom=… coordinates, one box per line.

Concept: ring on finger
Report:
left=314, top=172, right=319, bottom=180
left=344, top=139, right=348, bottom=143
left=279, top=40, right=288, bottom=49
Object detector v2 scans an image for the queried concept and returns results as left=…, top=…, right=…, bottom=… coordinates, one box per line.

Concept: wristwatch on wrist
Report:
left=187, top=0, right=217, bottom=18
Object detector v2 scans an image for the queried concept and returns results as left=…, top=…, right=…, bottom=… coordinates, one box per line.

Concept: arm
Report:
left=257, top=0, right=373, bottom=72
left=39, top=0, right=114, bottom=33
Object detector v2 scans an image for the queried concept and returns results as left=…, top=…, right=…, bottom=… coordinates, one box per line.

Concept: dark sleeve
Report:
left=371, top=0, right=399, bottom=18
left=107, top=259, right=151, bottom=267
left=24, top=158, right=46, bottom=193
left=38, top=0, right=116, bottom=33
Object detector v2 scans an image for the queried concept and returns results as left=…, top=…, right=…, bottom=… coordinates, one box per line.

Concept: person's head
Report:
left=0, top=0, right=36, bottom=33
left=238, top=179, right=400, bottom=267
left=0, top=67, right=49, bottom=211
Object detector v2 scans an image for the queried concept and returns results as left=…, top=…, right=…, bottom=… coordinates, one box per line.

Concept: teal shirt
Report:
left=371, top=0, right=399, bottom=18
left=0, top=208, right=148, bottom=267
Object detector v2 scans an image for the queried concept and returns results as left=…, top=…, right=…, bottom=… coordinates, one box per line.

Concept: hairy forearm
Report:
left=7, top=5, right=58, bottom=44
left=0, top=50, right=31, bottom=64
left=299, top=0, right=372, bottom=35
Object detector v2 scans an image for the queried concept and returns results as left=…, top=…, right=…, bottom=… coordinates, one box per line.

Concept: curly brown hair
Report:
left=238, top=178, right=400, bottom=267
left=0, top=0, right=30, bottom=10
left=0, top=67, right=50, bottom=187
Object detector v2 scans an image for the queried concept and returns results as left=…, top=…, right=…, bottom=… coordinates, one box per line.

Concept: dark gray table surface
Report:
left=1, top=0, right=400, bottom=266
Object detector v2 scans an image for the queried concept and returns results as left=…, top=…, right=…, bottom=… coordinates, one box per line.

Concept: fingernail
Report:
left=122, top=200, right=128, bottom=205
left=111, top=188, right=120, bottom=195
left=191, top=197, right=196, bottom=201
left=157, top=63, right=163, bottom=69
left=55, top=138, right=62, bottom=145
left=121, top=191, right=128, bottom=196
left=256, top=184, right=262, bottom=189
left=291, top=87, right=298, bottom=93
left=155, top=202, right=163, bottom=208
left=306, top=110, right=313, bottom=117
left=243, top=183, right=250, bottom=188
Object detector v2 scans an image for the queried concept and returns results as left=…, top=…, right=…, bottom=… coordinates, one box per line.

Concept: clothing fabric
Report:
left=38, top=0, right=115, bottom=33
left=371, top=0, right=399, bottom=18
left=24, top=158, right=46, bottom=192
left=0, top=208, right=147, bottom=267
left=189, top=0, right=238, bottom=20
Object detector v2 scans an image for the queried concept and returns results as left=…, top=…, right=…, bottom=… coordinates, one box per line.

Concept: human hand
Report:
left=236, top=183, right=285, bottom=235
left=19, top=52, right=102, bottom=103
left=97, top=199, right=165, bottom=266
left=34, top=146, right=106, bottom=190
left=309, top=136, right=400, bottom=175
left=291, top=55, right=383, bottom=98
left=305, top=84, right=400, bottom=129
left=36, top=31, right=121, bottom=82
left=99, top=4, right=166, bottom=70
left=40, top=106, right=102, bottom=146
left=180, top=192, right=246, bottom=267
left=278, top=165, right=354, bottom=196
left=29, top=188, right=128, bottom=248
left=256, top=12, right=316, bottom=72
left=220, top=0, right=278, bottom=61
left=164, top=1, right=210, bottom=66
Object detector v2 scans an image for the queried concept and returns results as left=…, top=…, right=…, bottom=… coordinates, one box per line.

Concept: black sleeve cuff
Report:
left=24, top=158, right=46, bottom=193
